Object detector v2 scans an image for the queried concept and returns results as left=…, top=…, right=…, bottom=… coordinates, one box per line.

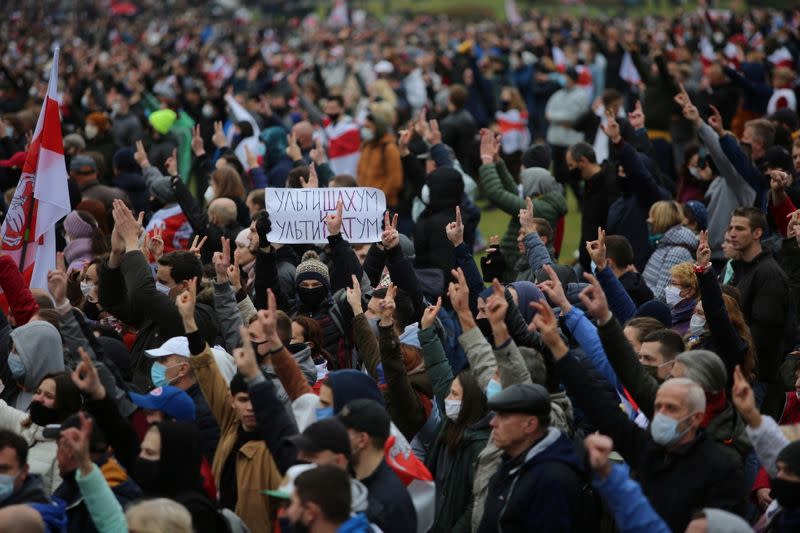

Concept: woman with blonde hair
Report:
left=126, top=499, right=193, bottom=533
left=205, top=166, right=249, bottom=227
left=665, top=262, right=699, bottom=336
left=642, top=200, right=698, bottom=301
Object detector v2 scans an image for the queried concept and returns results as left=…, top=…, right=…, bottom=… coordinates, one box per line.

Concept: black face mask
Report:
left=476, top=318, right=494, bottom=341
left=569, top=167, right=583, bottom=182
left=500, top=100, right=511, bottom=112
left=327, top=113, right=340, bottom=123
left=291, top=519, right=311, bottom=533
left=149, top=197, right=165, bottom=212
left=771, top=477, right=800, bottom=508
left=134, top=457, right=160, bottom=493
left=29, top=401, right=63, bottom=426
left=297, top=286, right=328, bottom=310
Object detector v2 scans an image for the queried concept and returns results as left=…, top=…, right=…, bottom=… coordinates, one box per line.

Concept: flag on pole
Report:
left=0, top=47, right=70, bottom=291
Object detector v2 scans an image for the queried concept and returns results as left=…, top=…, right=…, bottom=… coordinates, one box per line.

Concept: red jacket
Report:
left=0, top=254, right=38, bottom=325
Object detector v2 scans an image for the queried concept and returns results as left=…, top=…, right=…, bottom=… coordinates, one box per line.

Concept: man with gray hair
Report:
left=672, top=350, right=752, bottom=466
left=534, top=299, right=746, bottom=532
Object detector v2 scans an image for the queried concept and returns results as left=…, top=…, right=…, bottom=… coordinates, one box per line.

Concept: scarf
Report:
left=701, top=390, right=728, bottom=428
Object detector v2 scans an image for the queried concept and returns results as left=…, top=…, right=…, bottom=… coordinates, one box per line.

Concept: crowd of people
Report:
left=0, top=0, right=799, bottom=532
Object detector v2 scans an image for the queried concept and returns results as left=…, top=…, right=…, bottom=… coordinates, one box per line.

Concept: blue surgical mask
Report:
left=486, top=379, right=503, bottom=400
left=650, top=412, right=694, bottom=446
left=7, top=353, right=25, bottom=380
left=0, top=474, right=15, bottom=502
left=315, top=406, right=334, bottom=420
left=155, top=281, right=171, bottom=295
left=150, top=362, right=180, bottom=388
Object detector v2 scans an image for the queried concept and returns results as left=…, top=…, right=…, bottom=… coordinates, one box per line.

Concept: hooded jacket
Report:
left=9, top=320, right=65, bottom=411
left=478, top=428, right=586, bottom=533
left=479, top=161, right=567, bottom=280
left=642, top=225, right=698, bottom=302
left=4, top=473, right=50, bottom=505
left=414, top=167, right=466, bottom=273
left=357, top=130, right=403, bottom=207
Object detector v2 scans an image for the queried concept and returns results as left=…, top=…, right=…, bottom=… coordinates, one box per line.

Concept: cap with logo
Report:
left=129, top=385, right=196, bottom=422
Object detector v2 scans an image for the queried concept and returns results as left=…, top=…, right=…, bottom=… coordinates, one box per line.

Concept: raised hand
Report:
left=732, top=365, right=761, bottom=428
left=310, top=138, right=327, bottom=165
left=326, top=200, right=344, bottom=236
left=379, top=283, right=397, bottom=326
left=787, top=210, right=800, bottom=244
left=536, top=264, right=569, bottom=311
left=578, top=272, right=612, bottom=324
left=58, top=412, right=94, bottom=476
left=256, top=289, right=281, bottom=347
left=445, top=206, right=464, bottom=247
left=286, top=131, right=302, bottom=162
left=188, top=235, right=207, bottom=258
left=244, top=144, right=258, bottom=171
left=134, top=140, right=150, bottom=168
left=234, top=325, right=261, bottom=379
left=529, top=300, right=565, bottom=356
left=420, top=296, right=442, bottom=330
left=176, top=277, right=197, bottom=324
left=485, top=279, right=509, bottom=325
left=769, top=169, right=791, bottom=193
left=213, top=237, right=231, bottom=283
left=229, top=250, right=242, bottom=290
left=165, top=148, right=178, bottom=177
left=148, top=226, right=165, bottom=261
left=627, top=100, right=645, bottom=130
left=381, top=211, right=400, bottom=249
left=398, top=128, right=412, bottom=157
left=479, top=128, right=495, bottom=163
left=585, top=227, right=607, bottom=271
left=48, top=252, right=68, bottom=307
left=673, top=83, right=691, bottom=108
left=212, top=121, right=227, bottom=148
left=519, top=197, right=537, bottom=235
left=70, top=348, right=105, bottom=400
left=346, top=274, right=363, bottom=314
left=584, top=433, right=614, bottom=479
left=191, top=125, right=205, bottom=156
left=112, top=200, right=143, bottom=251
left=448, top=268, right=470, bottom=315
left=600, top=108, right=621, bottom=144
left=696, top=230, right=711, bottom=267
left=708, top=105, right=724, bottom=134
left=300, top=162, right=319, bottom=189
left=426, top=119, right=442, bottom=146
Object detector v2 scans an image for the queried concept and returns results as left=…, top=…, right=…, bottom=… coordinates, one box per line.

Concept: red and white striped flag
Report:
left=769, top=46, right=794, bottom=69
left=0, top=48, right=70, bottom=290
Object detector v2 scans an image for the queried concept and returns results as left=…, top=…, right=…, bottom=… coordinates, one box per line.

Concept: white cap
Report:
left=145, top=336, right=190, bottom=358
left=263, top=464, right=317, bottom=499
left=235, top=228, right=251, bottom=248
left=374, top=60, right=394, bottom=74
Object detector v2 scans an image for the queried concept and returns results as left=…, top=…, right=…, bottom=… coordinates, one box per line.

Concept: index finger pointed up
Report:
left=491, top=278, right=504, bottom=297
left=525, top=196, right=533, bottom=215
left=267, top=288, right=276, bottom=312
left=336, top=200, right=343, bottom=219
left=455, top=205, right=462, bottom=226
left=384, top=211, right=391, bottom=229
left=351, top=273, right=360, bottom=290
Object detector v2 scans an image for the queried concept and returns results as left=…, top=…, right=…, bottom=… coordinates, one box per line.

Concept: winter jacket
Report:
left=730, top=251, right=793, bottom=383
left=555, top=350, right=746, bottom=532
left=618, top=271, right=655, bottom=309
left=189, top=341, right=283, bottom=533
left=593, top=463, right=671, bottom=533
left=98, top=250, right=218, bottom=390
left=606, top=140, right=671, bottom=270
left=544, top=87, right=589, bottom=147
left=479, top=160, right=567, bottom=281
left=440, top=109, right=478, bottom=172
left=55, top=457, right=141, bottom=533
left=580, top=164, right=619, bottom=271
left=696, top=123, right=756, bottom=260
left=185, top=382, right=222, bottom=464
left=420, top=327, right=490, bottom=533
left=642, top=225, right=698, bottom=301
left=357, top=133, right=403, bottom=207
left=5, top=473, right=50, bottom=505
left=246, top=372, right=300, bottom=476
left=781, top=237, right=800, bottom=318
left=478, top=427, right=585, bottom=533
left=0, top=399, right=60, bottom=495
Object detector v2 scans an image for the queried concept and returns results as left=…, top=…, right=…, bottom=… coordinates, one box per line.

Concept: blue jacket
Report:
left=338, top=513, right=373, bottom=533
left=593, top=463, right=670, bottom=533
left=478, top=428, right=585, bottom=533
left=595, top=266, right=637, bottom=326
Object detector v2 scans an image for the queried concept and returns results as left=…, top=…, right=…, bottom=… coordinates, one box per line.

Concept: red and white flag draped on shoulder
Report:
left=0, top=48, right=70, bottom=291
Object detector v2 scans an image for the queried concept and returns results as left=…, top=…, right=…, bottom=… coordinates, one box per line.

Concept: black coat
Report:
left=555, top=351, right=746, bottom=532
left=730, top=251, right=794, bottom=382
left=441, top=108, right=478, bottom=172
left=579, top=163, right=619, bottom=272
left=186, top=382, right=222, bottom=464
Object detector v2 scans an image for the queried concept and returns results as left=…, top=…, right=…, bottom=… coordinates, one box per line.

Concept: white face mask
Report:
left=688, top=166, right=700, bottom=178
left=663, top=285, right=683, bottom=308
left=360, top=127, right=375, bottom=142
left=204, top=186, right=215, bottom=203
left=689, top=314, right=706, bottom=337
left=444, top=399, right=461, bottom=421
left=155, top=281, right=172, bottom=295
left=84, top=124, right=99, bottom=140
left=80, top=281, right=94, bottom=296
left=202, top=104, right=215, bottom=118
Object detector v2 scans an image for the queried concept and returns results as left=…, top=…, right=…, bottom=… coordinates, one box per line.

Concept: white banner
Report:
left=265, top=187, right=386, bottom=244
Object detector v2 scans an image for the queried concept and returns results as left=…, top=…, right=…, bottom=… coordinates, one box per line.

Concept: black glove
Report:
left=480, top=248, right=507, bottom=282
left=253, top=210, right=272, bottom=249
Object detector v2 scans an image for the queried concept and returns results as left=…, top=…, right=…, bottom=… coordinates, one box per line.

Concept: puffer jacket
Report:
left=357, top=132, right=403, bottom=207
left=642, top=225, right=698, bottom=301
left=479, top=161, right=567, bottom=281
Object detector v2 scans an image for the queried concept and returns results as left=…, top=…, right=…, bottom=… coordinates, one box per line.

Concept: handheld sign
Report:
left=265, top=187, right=386, bottom=244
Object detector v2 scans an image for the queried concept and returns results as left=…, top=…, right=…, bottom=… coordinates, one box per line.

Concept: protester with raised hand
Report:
left=531, top=293, right=746, bottom=531
left=177, top=280, right=281, bottom=533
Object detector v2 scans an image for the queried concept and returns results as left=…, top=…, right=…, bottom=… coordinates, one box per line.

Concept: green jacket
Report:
left=479, top=161, right=567, bottom=281
left=419, top=327, right=490, bottom=533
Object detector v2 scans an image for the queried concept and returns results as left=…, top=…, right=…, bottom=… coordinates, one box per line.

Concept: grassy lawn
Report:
left=474, top=188, right=581, bottom=266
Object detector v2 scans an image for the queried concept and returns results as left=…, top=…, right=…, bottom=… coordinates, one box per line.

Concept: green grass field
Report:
left=474, top=188, right=582, bottom=266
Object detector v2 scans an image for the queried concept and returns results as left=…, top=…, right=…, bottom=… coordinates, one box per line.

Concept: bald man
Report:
left=203, top=197, right=243, bottom=264
left=0, top=505, right=45, bottom=533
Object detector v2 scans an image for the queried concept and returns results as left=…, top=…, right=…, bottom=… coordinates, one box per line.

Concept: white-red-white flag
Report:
left=769, top=46, right=794, bottom=69
left=0, top=48, right=70, bottom=290
left=620, top=51, right=641, bottom=85
left=327, top=0, right=349, bottom=28
left=505, top=0, right=523, bottom=26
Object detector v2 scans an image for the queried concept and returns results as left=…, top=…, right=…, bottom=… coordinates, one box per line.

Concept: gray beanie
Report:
left=151, top=178, right=175, bottom=204
left=675, top=350, right=727, bottom=393
left=701, top=508, right=752, bottom=533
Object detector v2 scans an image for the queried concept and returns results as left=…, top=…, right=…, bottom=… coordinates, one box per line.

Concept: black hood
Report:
left=426, top=167, right=464, bottom=212
left=151, top=421, right=204, bottom=496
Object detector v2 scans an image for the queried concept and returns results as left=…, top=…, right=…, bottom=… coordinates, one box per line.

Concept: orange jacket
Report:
left=356, top=133, right=403, bottom=206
